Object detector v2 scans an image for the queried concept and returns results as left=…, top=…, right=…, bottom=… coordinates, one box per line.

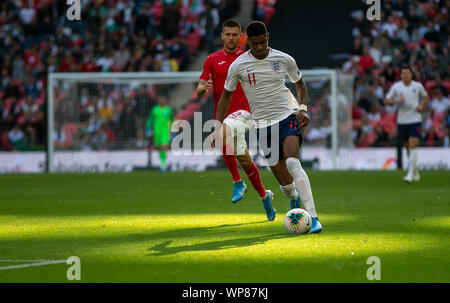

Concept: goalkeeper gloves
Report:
left=146, top=127, right=152, bottom=138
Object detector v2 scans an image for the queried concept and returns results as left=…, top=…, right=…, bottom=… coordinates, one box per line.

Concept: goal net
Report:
left=47, top=70, right=354, bottom=172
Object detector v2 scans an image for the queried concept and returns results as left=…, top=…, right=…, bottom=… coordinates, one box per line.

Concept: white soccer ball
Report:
left=283, top=208, right=312, bottom=234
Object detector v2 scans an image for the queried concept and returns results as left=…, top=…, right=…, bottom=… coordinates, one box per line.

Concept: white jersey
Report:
left=224, top=48, right=302, bottom=128
left=386, top=80, right=428, bottom=124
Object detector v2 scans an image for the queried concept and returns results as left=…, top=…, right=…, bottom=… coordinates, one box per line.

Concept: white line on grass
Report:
left=0, top=260, right=66, bottom=271
left=0, top=259, right=60, bottom=263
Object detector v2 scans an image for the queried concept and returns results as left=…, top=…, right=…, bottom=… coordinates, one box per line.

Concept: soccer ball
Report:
left=283, top=208, right=312, bottom=234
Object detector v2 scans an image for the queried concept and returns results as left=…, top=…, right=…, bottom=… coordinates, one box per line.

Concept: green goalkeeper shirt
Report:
left=146, top=105, right=174, bottom=135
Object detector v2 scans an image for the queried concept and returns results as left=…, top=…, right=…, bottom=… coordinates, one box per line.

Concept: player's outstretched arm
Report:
left=295, top=78, right=310, bottom=128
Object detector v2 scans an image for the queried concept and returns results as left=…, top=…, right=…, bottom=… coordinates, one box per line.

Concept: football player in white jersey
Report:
left=215, top=21, right=322, bottom=233
left=385, top=65, right=429, bottom=183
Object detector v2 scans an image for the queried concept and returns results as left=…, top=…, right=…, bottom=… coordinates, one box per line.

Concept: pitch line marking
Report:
left=0, top=260, right=66, bottom=271
left=0, top=259, right=61, bottom=263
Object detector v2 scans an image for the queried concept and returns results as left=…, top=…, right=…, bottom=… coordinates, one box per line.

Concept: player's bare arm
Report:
left=196, top=74, right=213, bottom=97
left=216, top=89, right=233, bottom=123
left=295, top=78, right=310, bottom=128
left=211, top=89, right=233, bottom=148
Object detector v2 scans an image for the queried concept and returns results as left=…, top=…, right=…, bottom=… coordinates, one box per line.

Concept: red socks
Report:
left=244, top=162, right=266, bottom=198
left=222, top=144, right=241, bottom=182
left=222, top=144, right=266, bottom=198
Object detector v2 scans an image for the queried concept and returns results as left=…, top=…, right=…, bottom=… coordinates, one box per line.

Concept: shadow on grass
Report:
left=144, top=220, right=269, bottom=240
left=147, top=233, right=292, bottom=256
left=145, top=219, right=291, bottom=256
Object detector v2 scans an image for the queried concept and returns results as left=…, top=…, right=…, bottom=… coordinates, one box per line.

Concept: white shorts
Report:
left=223, top=110, right=256, bottom=156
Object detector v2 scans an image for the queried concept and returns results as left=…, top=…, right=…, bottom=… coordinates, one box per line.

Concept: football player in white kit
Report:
left=216, top=21, right=322, bottom=233
left=385, top=64, right=429, bottom=183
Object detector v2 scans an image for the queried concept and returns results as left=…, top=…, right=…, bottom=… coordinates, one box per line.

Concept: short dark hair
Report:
left=400, top=64, right=413, bottom=74
left=246, top=21, right=267, bottom=38
left=222, top=19, right=241, bottom=32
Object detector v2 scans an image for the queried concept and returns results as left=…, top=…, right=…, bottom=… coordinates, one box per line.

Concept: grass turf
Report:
left=0, top=170, right=449, bottom=283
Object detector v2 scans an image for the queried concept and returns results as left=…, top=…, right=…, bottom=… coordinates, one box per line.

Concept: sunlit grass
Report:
left=0, top=170, right=449, bottom=282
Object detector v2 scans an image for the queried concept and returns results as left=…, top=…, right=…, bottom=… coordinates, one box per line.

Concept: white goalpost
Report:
left=46, top=70, right=354, bottom=173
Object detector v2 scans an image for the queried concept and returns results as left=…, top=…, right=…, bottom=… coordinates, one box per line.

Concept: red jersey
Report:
left=199, top=47, right=251, bottom=118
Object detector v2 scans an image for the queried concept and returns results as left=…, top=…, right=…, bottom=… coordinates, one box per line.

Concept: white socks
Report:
left=407, top=149, right=417, bottom=177
left=285, top=157, right=318, bottom=218
left=280, top=182, right=299, bottom=200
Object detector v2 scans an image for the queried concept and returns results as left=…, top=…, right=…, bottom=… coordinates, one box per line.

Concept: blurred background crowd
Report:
left=0, top=0, right=282, bottom=151
left=343, top=0, right=449, bottom=147
left=0, top=0, right=448, bottom=151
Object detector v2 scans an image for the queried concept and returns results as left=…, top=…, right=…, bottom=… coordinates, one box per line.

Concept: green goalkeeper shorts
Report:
left=154, top=131, right=170, bottom=147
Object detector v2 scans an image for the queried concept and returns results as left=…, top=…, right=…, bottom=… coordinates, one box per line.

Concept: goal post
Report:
left=46, top=70, right=353, bottom=172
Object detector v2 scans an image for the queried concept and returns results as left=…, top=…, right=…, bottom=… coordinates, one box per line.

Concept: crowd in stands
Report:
left=0, top=0, right=239, bottom=151
left=343, top=0, right=449, bottom=147
left=251, top=0, right=278, bottom=25
left=5, top=0, right=447, bottom=152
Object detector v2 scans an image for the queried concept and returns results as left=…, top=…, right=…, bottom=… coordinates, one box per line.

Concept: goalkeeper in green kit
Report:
left=146, top=96, right=174, bottom=172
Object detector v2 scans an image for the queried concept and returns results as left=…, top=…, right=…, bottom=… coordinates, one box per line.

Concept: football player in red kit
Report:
left=197, top=19, right=288, bottom=221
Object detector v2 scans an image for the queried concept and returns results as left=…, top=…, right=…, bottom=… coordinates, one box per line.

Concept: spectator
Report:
left=24, top=45, right=39, bottom=69
left=369, top=39, right=382, bottom=65
left=357, top=114, right=377, bottom=147
left=169, top=36, right=190, bottom=68
left=81, top=52, right=100, bottom=72
left=345, top=0, right=449, bottom=147
left=39, top=14, right=53, bottom=35
left=23, top=76, right=40, bottom=98
left=8, top=123, right=25, bottom=150
left=160, top=4, right=180, bottom=39
left=12, top=54, right=25, bottom=80
left=91, top=126, right=108, bottom=150
left=59, top=50, right=79, bottom=72
left=395, top=20, right=410, bottom=44
left=1, top=68, right=11, bottom=91
left=97, top=90, right=114, bottom=122
left=351, top=37, right=364, bottom=55
left=1, top=0, right=247, bottom=151
left=381, top=16, right=398, bottom=38
left=358, top=47, right=375, bottom=73
left=112, top=42, right=131, bottom=71
left=156, top=51, right=179, bottom=72
left=19, top=2, right=36, bottom=34
left=134, top=6, right=151, bottom=36
left=429, top=88, right=450, bottom=115
left=118, top=104, right=137, bottom=145
left=97, top=49, right=114, bottom=72
left=134, top=84, right=156, bottom=143
left=21, top=95, right=42, bottom=146
left=2, top=96, right=21, bottom=130
left=202, top=1, right=220, bottom=52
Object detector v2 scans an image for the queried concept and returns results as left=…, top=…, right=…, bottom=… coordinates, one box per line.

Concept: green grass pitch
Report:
left=0, top=170, right=449, bottom=283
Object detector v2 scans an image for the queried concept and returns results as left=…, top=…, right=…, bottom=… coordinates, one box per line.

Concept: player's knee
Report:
left=285, top=157, right=301, bottom=173
left=409, top=138, right=419, bottom=148
left=236, top=154, right=252, bottom=169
